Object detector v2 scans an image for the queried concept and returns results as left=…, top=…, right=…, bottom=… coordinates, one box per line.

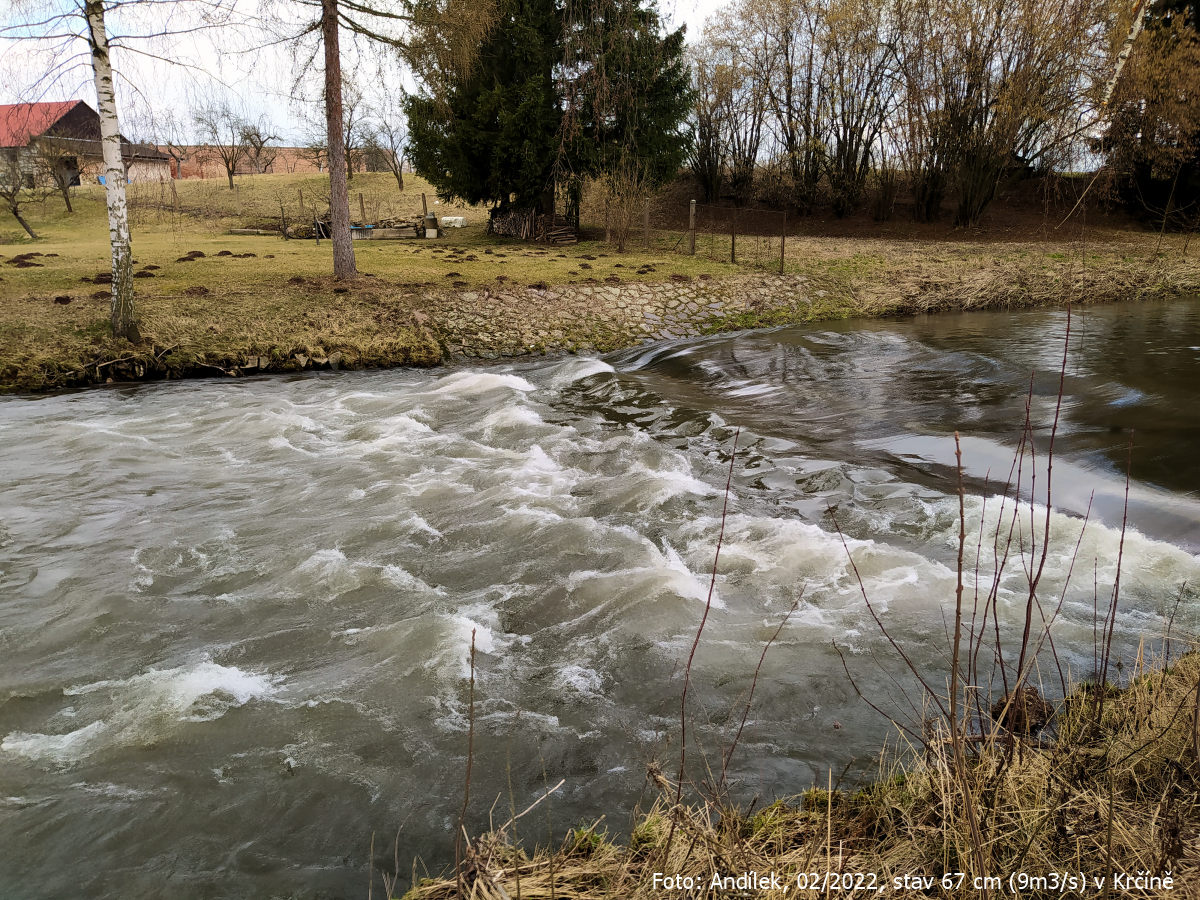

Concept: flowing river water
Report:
left=2, top=299, right=1199, bottom=898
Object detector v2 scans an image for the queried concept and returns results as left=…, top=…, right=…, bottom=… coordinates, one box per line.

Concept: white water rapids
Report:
left=1, top=301, right=1198, bottom=898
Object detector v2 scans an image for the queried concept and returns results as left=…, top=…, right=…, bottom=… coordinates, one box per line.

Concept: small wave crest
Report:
left=427, top=372, right=536, bottom=396
left=2, top=660, right=280, bottom=764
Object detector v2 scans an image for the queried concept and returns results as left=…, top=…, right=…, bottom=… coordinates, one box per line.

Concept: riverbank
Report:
left=3, top=179, right=1199, bottom=392
left=404, top=652, right=1200, bottom=899
left=3, top=241, right=1198, bottom=393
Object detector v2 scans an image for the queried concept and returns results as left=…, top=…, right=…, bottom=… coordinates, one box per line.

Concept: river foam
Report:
left=2, top=660, right=280, bottom=764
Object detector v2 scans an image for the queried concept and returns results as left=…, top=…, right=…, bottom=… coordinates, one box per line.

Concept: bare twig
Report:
left=1098, top=435, right=1134, bottom=719
left=497, top=779, right=566, bottom=832
left=828, top=507, right=948, bottom=718
left=668, top=427, right=739, bottom=850
left=455, top=627, right=477, bottom=896
left=719, top=592, right=803, bottom=791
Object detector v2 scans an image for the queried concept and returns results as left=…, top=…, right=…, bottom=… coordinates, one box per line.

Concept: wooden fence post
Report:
left=358, top=192, right=366, bottom=227
left=780, top=212, right=786, bottom=275
left=688, top=199, right=696, bottom=255
left=643, top=200, right=650, bottom=250
left=730, top=210, right=736, bottom=264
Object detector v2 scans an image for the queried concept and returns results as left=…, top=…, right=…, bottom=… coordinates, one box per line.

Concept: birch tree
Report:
left=3, top=0, right=242, bottom=342
left=1105, top=0, right=1200, bottom=222
left=84, top=0, right=139, bottom=340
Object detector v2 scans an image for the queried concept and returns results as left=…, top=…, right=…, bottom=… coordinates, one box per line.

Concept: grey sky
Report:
left=2, top=0, right=733, bottom=143
left=665, top=0, right=727, bottom=34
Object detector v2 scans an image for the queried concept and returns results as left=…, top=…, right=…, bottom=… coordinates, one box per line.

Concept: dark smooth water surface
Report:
left=1, top=299, right=1198, bottom=898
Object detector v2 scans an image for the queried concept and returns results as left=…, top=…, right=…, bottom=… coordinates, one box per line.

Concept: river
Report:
left=1, top=299, right=1198, bottom=898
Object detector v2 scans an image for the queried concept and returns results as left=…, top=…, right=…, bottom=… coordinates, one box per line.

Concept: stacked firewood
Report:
left=488, top=208, right=577, bottom=244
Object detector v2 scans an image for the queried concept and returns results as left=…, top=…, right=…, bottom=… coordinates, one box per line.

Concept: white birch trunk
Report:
left=85, top=0, right=139, bottom=342
left=1100, top=0, right=1153, bottom=111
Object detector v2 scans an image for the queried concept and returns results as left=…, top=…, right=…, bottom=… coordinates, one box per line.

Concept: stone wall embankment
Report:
left=430, top=274, right=815, bottom=358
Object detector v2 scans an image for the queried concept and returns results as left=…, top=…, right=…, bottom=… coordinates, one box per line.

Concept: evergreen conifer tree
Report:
left=563, top=0, right=691, bottom=190
left=405, top=0, right=562, bottom=212
left=406, top=0, right=690, bottom=219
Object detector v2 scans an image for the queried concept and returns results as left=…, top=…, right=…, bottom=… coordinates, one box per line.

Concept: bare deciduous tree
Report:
left=364, top=103, right=408, bottom=191
left=298, top=135, right=328, bottom=172
left=152, top=109, right=191, bottom=179
left=709, top=3, right=776, bottom=205
left=891, top=0, right=1117, bottom=225
left=687, top=38, right=730, bottom=203
left=820, top=0, right=895, bottom=216
left=34, top=135, right=83, bottom=213
left=340, top=81, right=367, bottom=177
left=274, top=0, right=499, bottom=279
left=1, top=148, right=45, bottom=238
left=192, top=99, right=248, bottom=189
left=699, top=0, right=1121, bottom=223
left=240, top=118, right=279, bottom=174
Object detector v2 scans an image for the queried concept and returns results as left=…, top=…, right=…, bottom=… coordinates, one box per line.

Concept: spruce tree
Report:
left=405, top=0, right=562, bottom=212
left=563, top=0, right=691, bottom=190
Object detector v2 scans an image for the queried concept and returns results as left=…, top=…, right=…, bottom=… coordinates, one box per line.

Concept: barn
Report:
left=0, top=100, right=171, bottom=188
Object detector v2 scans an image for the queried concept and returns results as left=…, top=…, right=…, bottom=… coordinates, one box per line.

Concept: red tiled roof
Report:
left=0, top=101, right=86, bottom=148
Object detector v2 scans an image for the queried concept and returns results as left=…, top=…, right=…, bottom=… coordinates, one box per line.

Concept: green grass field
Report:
left=3, top=173, right=743, bottom=294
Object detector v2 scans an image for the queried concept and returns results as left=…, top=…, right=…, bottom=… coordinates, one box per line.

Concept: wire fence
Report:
left=683, top=202, right=788, bottom=273
left=575, top=196, right=790, bottom=272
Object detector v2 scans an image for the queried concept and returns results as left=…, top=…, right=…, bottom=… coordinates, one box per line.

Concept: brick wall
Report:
left=171, top=147, right=327, bottom=179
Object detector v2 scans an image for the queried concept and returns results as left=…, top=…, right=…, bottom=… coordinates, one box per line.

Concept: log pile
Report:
left=489, top=208, right=577, bottom=244
left=543, top=222, right=577, bottom=245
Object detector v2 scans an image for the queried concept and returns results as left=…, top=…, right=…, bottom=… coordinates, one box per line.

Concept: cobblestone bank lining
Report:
left=427, top=274, right=814, bottom=358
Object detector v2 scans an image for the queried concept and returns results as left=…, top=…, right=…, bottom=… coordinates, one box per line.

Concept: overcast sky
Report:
left=666, top=0, right=726, bottom=32
left=2, top=0, right=731, bottom=144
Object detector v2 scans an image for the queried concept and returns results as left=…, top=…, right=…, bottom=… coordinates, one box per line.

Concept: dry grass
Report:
left=785, top=235, right=1200, bottom=317
left=403, top=650, right=1200, bottom=899
left=0, top=210, right=445, bottom=391
left=1, top=181, right=740, bottom=296
left=3, top=174, right=1198, bottom=393
left=0, top=180, right=736, bottom=391
left=694, top=236, right=1200, bottom=335
left=124, top=171, right=480, bottom=231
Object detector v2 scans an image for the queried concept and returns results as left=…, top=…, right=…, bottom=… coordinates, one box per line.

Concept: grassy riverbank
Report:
left=403, top=652, right=1200, bottom=899
left=2, top=174, right=1199, bottom=392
